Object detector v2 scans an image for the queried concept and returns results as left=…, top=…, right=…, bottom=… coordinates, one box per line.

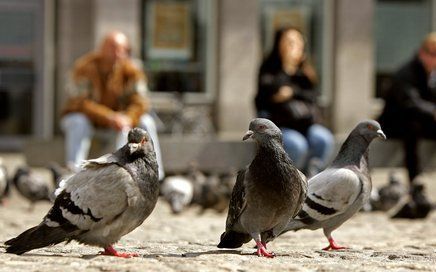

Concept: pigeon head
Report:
left=127, top=127, right=154, bottom=155
left=353, top=120, right=386, bottom=142
left=243, top=118, right=282, bottom=143
left=12, top=166, right=30, bottom=186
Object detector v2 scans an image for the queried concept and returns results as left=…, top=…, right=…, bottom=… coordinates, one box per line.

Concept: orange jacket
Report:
left=62, top=52, right=150, bottom=127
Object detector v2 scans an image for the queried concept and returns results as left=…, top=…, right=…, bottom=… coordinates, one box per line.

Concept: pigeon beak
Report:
left=128, top=143, right=141, bottom=154
left=243, top=130, right=254, bottom=141
left=376, top=129, right=387, bottom=140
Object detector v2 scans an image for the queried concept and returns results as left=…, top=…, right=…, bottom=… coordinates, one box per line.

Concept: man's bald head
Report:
left=99, top=31, right=130, bottom=64
left=421, top=32, right=436, bottom=53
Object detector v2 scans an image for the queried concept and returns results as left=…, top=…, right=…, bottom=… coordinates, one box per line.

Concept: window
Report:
left=142, top=0, right=215, bottom=98
left=375, top=0, right=432, bottom=98
left=0, top=1, right=39, bottom=136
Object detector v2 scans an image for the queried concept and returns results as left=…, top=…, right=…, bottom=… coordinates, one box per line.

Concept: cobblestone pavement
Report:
left=0, top=153, right=435, bottom=271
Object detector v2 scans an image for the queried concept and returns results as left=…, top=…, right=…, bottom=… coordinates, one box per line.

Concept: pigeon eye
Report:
left=140, top=136, right=148, bottom=144
left=258, top=125, right=267, bottom=130
left=367, top=124, right=374, bottom=130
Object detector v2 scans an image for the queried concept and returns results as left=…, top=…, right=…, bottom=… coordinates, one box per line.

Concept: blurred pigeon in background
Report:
left=276, top=120, right=386, bottom=250
left=161, top=175, right=194, bottom=214
left=5, top=128, right=159, bottom=258
left=217, top=118, right=307, bottom=258
left=12, top=166, right=52, bottom=210
left=186, top=162, right=234, bottom=214
left=369, top=171, right=407, bottom=212
left=0, top=158, right=10, bottom=205
left=47, top=162, right=72, bottom=189
left=390, top=178, right=432, bottom=219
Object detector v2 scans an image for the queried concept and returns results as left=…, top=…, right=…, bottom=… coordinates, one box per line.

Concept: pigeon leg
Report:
left=251, top=233, right=275, bottom=258
left=322, top=237, right=348, bottom=251
left=255, top=240, right=275, bottom=258
left=100, top=245, right=139, bottom=258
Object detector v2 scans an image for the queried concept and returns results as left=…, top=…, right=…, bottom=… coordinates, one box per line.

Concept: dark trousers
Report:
left=402, top=119, right=436, bottom=183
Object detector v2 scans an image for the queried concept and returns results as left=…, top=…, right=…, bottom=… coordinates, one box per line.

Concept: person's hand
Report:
left=272, top=86, right=294, bottom=103
left=109, top=113, right=132, bottom=131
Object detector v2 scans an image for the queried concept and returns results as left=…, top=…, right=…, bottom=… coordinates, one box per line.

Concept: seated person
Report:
left=379, top=32, right=436, bottom=184
left=61, top=31, right=164, bottom=180
left=255, top=26, right=334, bottom=175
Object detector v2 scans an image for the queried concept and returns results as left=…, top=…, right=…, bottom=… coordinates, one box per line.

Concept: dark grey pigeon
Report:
left=370, top=171, right=407, bottom=212
left=275, top=120, right=386, bottom=250
left=5, top=128, right=159, bottom=258
left=217, top=118, right=307, bottom=257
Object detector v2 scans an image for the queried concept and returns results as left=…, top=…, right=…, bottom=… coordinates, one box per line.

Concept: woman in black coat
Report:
left=255, top=27, right=333, bottom=175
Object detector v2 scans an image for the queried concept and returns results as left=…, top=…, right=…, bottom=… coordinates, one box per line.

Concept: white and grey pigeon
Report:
left=275, top=120, right=386, bottom=250
left=161, top=175, right=194, bottom=214
left=0, top=158, right=10, bottom=204
left=217, top=118, right=307, bottom=258
left=12, top=166, right=52, bottom=209
left=5, top=127, right=159, bottom=258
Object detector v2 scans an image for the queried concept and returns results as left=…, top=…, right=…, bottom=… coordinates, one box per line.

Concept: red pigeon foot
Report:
left=322, top=238, right=348, bottom=251
left=255, top=241, right=275, bottom=258
left=100, top=246, right=139, bottom=258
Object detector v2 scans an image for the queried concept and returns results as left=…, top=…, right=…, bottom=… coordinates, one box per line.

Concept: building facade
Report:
left=0, top=0, right=435, bottom=150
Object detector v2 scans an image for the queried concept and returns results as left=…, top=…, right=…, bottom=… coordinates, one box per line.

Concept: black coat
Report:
left=255, top=62, right=320, bottom=133
left=379, top=56, right=436, bottom=137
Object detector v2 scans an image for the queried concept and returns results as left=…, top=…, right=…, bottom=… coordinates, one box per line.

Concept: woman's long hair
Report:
left=261, top=26, right=317, bottom=84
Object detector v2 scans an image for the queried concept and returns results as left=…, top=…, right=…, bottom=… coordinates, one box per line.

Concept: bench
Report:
left=23, top=136, right=436, bottom=174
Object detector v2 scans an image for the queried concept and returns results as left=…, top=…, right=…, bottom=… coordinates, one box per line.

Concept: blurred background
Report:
left=0, top=0, right=434, bottom=171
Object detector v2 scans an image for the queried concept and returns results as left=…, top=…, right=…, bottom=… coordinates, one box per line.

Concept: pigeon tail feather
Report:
left=5, top=224, right=70, bottom=255
left=217, top=231, right=251, bottom=249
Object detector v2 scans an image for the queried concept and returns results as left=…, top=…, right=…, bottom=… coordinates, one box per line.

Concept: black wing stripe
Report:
left=46, top=191, right=102, bottom=226
left=297, top=210, right=317, bottom=225
left=306, top=196, right=337, bottom=215
left=312, top=193, right=325, bottom=201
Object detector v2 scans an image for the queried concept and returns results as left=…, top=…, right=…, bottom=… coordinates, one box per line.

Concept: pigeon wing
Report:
left=81, top=153, right=120, bottom=169
left=45, top=164, right=134, bottom=230
left=301, top=168, right=362, bottom=222
left=224, top=169, right=247, bottom=231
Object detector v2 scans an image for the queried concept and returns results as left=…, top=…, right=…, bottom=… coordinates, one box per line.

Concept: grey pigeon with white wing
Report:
left=217, top=118, right=307, bottom=257
left=275, top=120, right=386, bottom=250
left=5, top=127, right=159, bottom=258
left=161, top=175, right=194, bottom=214
left=12, top=167, right=52, bottom=209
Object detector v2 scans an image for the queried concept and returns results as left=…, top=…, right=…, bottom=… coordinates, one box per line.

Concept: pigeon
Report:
left=5, top=127, right=159, bottom=258
left=275, top=120, right=386, bottom=250
left=0, top=158, right=10, bottom=204
left=12, top=166, right=52, bottom=209
left=390, top=179, right=432, bottom=219
left=46, top=162, right=73, bottom=201
left=217, top=118, right=307, bottom=258
left=370, top=171, right=407, bottom=212
left=161, top=175, right=194, bottom=214
left=193, top=173, right=234, bottom=214
left=47, top=162, right=72, bottom=189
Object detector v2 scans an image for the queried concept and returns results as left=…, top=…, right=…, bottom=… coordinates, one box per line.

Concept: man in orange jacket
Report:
left=61, top=31, right=164, bottom=179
